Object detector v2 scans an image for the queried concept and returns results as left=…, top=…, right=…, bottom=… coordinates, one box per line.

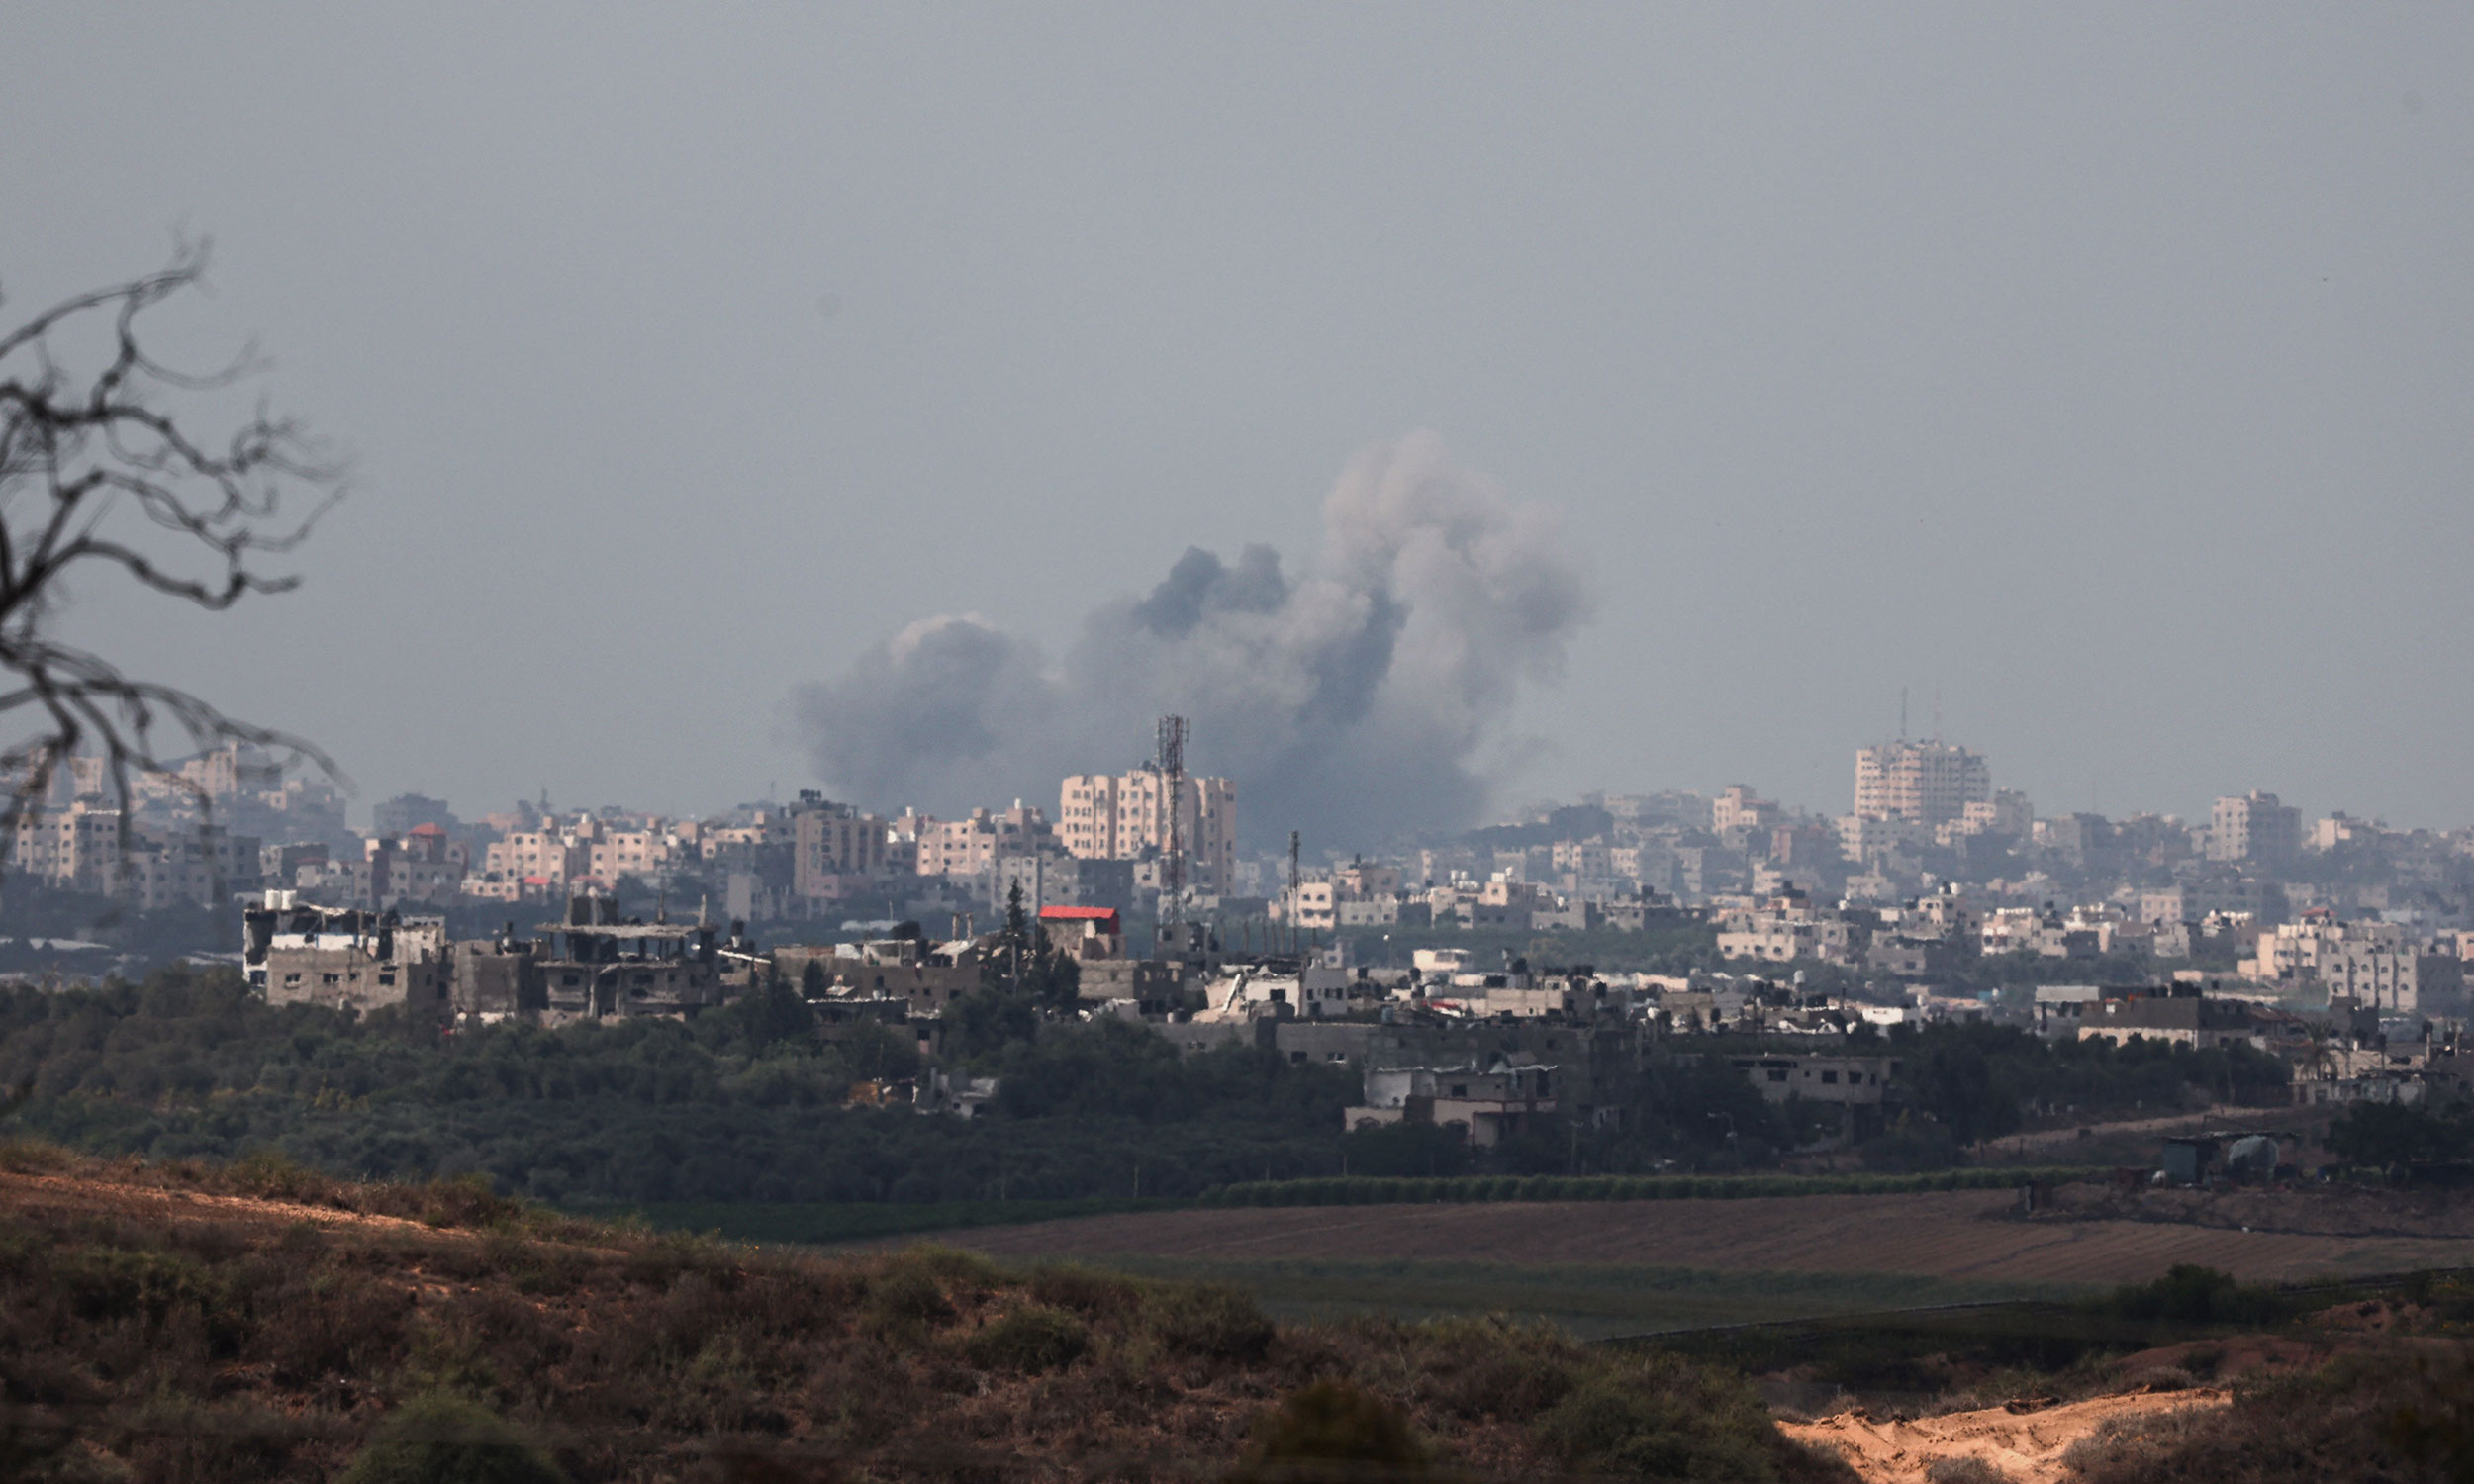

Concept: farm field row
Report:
left=1038, top=1254, right=2082, bottom=1338
left=946, top=1190, right=2474, bottom=1287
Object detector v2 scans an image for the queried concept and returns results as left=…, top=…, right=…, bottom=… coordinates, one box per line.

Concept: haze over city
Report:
left=18, top=9, right=2474, bottom=1480
left=6, top=5, right=2473, bottom=836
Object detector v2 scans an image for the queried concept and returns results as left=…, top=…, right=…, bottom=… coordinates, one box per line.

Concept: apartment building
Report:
left=10, top=801, right=127, bottom=894
left=2211, top=791, right=2300, bottom=864
left=10, top=803, right=257, bottom=907
left=2242, top=911, right=2463, bottom=1011
left=1853, top=740, right=1991, bottom=828
left=587, top=827, right=674, bottom=884
left=484, top=828, right=589, bottom=887
left=1711, top=785, right=1781, bottom=835
left=791, top=793, right=890, bottom=899
left=1836, top=813, right=1923, bottom=865
left=913, top=803, right=1051, bottom=881
left=1714, top=891, right=1857, bottom=964
left=1058, top=768, right=1236, bottom=890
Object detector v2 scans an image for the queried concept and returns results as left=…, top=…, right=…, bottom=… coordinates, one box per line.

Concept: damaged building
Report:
left=535, top=897, right=722, bottom=1024
left=244, top=893, right=450, bottom=1026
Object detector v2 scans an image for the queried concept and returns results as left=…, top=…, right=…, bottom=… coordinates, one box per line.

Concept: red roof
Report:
left=1039, top=906, right=1120, bottom=925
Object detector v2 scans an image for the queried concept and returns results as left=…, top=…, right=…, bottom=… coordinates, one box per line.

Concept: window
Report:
left=1767, top=1068, right=1787, bottom=1082
left=1821, top=1070, right=1839, bottom=1084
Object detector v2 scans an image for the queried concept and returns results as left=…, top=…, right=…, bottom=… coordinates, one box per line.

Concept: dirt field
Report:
left=951, top=1190, right=2474, bottom=1285
left=1780, top=1387, right=2232, bottom=1484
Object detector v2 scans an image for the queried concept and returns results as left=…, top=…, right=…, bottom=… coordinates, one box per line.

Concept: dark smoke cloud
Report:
left=783, top=432, right=1589, bottom=847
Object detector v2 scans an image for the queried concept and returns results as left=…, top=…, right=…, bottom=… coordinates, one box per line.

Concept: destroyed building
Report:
left=450, top=929, right=548, bottom=1022
left=534, top=896, right=721, bottom=1024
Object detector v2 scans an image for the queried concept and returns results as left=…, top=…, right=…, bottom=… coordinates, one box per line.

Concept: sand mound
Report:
left=1779, top=1386, right=2230, bottom=1483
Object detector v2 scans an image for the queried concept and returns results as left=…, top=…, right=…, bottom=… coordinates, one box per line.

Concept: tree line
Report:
left=0, top=964, right=2289, bottom=1205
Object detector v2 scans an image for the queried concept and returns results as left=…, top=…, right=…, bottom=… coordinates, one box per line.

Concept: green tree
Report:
left=2328, top=1099, right=2474, bottom=1169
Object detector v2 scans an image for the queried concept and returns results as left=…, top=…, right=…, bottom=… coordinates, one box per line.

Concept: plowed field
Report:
left=952, top=1190, right=2474, bottom=1285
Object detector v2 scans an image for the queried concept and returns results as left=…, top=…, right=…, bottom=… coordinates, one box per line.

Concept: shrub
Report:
left=417, top=1173, right=524, bottom=1231
left=59, top=1246, right=225, bottom=1326
left=862, top=1263, right=955, bottom=1336
left=221, top=1149, right=341, bottom=1206
left=964, top=1305, right=1091, bottom=1374
left=0, top=1137, right=72, bottom=1173
left=1144, top=1283, right=1275, bottom=1362
left=1029, top=1264, right=1139, bottom=1317
left=1422, top=1319, right=1577, bottom=1421
left=1233, top=1379, right=1429, bottom=1482
left=2099, top=1265, right=2291, bottom=1328
left=1530, top=1353, right=1783, bottom=1483
left=337, top=1392, right=562, bottom=1484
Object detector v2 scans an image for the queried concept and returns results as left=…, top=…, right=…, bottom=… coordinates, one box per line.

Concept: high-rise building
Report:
left=1058, top=769, right=1236, bottom=891
left=1852, top=741, right=1990, bottom=828
left=2209, top=791, right=2299, bottom=864
left=790, top=792, right=888, bottom=898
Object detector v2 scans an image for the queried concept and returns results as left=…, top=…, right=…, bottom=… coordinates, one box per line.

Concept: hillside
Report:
left=0, top=1142, right=1851, bottom=1482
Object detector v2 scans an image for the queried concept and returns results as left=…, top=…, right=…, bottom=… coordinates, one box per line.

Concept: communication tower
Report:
left=1156, top=714, right=1189, bottom=942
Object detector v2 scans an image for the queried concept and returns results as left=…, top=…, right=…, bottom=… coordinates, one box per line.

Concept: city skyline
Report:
left=4, top=7, right=2471, bottom=829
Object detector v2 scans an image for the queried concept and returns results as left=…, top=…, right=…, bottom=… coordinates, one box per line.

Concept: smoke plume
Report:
left=784, top=432, right=1589, bottom=847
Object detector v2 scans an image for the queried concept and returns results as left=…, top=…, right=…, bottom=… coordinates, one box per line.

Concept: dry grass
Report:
left=0, top=1142, right=1853, bottom=1483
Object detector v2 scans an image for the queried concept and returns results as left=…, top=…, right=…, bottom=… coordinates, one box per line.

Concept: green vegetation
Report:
left=0, top=964, right=2288, bottom=1220
left=336, top=1393, right=564, bottom=1484
left=2324, top=1096, right=2474, bottom=1176
left=1197, top=1166, right=2112, bottom=1208
left=1843, top=1019, right=2288, bottom=1164
left=0, top=967, right=1358, bottom=1204
left=2094, top=1264, right=2300, bottom=1328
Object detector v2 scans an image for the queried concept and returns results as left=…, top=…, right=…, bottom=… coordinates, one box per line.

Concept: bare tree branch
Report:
left=0, top=242, right=347, bottom=865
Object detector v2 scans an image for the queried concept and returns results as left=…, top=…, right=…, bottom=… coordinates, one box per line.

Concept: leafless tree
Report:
left=0, top=241, right=344, bottom=835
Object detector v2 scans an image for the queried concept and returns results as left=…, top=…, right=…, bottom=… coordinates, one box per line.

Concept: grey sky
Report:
left=4, top=5, right=2469, bottom=836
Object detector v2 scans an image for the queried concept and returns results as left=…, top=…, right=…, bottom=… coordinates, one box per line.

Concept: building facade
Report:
left=1058, top=769, right=1236, bottom=890
left=1852, top=740, right=1991, bottom=828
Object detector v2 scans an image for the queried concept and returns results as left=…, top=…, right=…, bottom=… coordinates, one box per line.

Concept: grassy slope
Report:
left=0, top=1140, right=1852, bottom=1484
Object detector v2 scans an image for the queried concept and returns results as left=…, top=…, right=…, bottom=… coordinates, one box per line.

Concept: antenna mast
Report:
left=1156, top=714, right=1189, bottom=945
left=1287, top=828, right=1302, bottom=957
